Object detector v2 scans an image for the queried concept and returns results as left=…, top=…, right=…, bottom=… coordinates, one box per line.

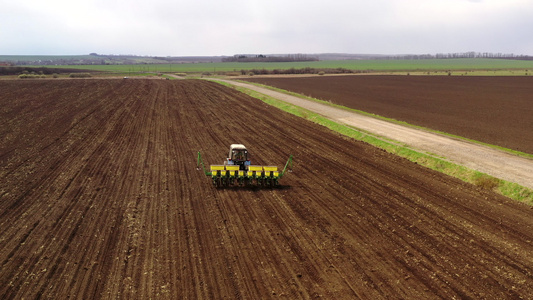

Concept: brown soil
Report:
left=2, top=79, right=533, bottom=299
left=243, top=75, right=533, bottom=154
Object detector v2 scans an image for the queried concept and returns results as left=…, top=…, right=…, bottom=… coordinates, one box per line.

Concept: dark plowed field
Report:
left=1, top=79, right=533, bottom=299
left=244, top=76, right=533, bottom=154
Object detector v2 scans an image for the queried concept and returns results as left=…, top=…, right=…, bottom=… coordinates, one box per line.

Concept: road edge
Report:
left=210, top=78, right=533, bottom=204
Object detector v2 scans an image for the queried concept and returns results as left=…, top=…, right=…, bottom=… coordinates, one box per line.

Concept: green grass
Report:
left=405, top=69, right=532, bottom=76
left=19, top=58, right=533, bottom=74
left=214, top=80, right=533, bottom=204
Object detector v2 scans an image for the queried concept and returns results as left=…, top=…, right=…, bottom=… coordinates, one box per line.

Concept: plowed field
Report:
left=244, top=76, right=533, bottom=154
left=2, top=79, right=533, bottom=299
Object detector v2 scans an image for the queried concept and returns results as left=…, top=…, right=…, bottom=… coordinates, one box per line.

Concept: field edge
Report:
left=238, top=81, right=533, bottom=159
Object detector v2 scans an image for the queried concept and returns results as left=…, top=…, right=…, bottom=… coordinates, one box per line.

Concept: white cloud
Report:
left=1, top=0, right=532, bottom=55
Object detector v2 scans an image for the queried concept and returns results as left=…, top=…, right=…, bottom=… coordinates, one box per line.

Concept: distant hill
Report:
left=0, top=53, right=405, bottom=66
left=1, top=52, right=531, bottom=66
left=0, top=54, right=226, bottom=66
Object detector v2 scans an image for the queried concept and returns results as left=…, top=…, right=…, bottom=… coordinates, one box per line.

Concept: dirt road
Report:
left=2, top=79, right=533, bottom=299
left=221, top=79, right=533, bottom=190
left=242, top=76, right=533, bottom=155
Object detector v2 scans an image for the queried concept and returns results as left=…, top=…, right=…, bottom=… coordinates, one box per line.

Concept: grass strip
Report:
left=240, top=81, right=533, bottom=160
left=215, top=80, right=533, bottom=204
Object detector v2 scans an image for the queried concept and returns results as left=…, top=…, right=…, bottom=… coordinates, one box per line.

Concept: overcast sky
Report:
left=1, top=0, right=532, bottom=56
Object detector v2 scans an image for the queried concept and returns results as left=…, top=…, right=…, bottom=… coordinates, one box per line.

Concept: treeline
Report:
left=17, top=72, right=92, bottom=79
left=0, top=67, right=91, bottom=75
left=222, top=54, right=319, bottom=62
left=381, top=52, right=533, bottom=60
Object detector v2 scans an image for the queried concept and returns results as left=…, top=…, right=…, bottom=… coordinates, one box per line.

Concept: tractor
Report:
left=197, top=144, right=292, bottom=188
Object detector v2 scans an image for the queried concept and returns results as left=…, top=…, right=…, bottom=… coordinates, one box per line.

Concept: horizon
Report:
left=2, top=51, right=532, bottom=59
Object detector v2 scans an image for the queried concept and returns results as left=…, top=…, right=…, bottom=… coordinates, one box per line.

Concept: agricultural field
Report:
left=244, top=75, right=533, bottom=155
left=15, top=58, right=533, bottom=74
left=2, top=79, right=533, bottom=298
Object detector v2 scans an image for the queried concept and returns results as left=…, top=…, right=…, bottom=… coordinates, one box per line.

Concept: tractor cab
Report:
left=226, top=144, right=250, bottom=170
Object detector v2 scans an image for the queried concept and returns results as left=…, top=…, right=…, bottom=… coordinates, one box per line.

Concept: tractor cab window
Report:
left=232, top=149, right=247, bottom=161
